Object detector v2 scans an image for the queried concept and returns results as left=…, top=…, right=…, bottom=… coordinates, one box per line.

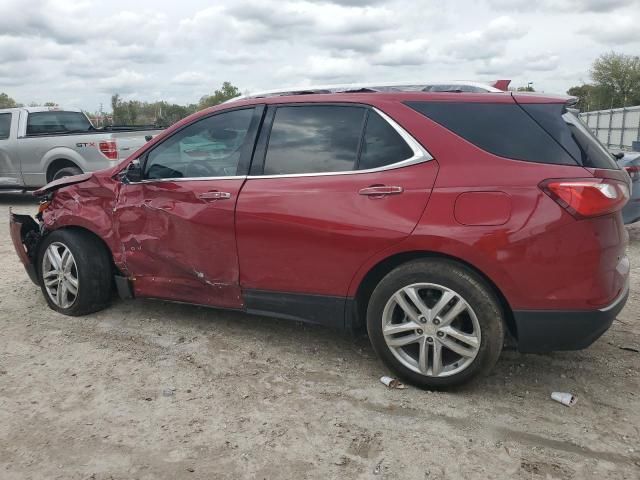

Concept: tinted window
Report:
left=145, top=108, right=253, bottom=179
left=0, top=113, right=10, bottom=140
left=263, top=105, right=365, bottom=175
left=406, top=102, right=577, bottom=165
left=26, top=111, right=92, bottom=135
left=522, top=104, right=619, bottom=170
left=359, top=111, right=413, bottom=170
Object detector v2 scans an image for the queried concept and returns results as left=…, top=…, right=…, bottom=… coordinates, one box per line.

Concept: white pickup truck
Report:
left=0, top=107, right=163, bottom=189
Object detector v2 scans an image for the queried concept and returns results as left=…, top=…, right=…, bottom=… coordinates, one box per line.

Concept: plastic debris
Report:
left=380, top=376, right=407, bottom=389
left=619, top=346, right=639, bottom=353
left=551, top=392, right=577, bottom=407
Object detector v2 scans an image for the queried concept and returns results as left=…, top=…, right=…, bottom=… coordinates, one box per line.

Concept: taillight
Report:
left=99, top=140, right=118, bottom=160
left=624, top=165, right=640, bottom=181
left=540, top=178, right=630, bottom=219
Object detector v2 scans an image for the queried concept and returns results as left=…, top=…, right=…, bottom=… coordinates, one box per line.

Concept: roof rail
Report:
left=226, top=80, right=505, bottom=103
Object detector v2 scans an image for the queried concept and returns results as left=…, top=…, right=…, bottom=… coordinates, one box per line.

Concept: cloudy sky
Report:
left=1, top=0, right=639, bottom=111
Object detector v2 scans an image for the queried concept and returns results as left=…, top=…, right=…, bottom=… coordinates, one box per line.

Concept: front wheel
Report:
left=37, top=229, right=113, bottom=316
left=367, top=259, right=505, bottom=389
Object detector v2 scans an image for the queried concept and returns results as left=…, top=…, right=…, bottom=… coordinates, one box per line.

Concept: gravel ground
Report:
left=1, top=192, right=639, bottom=480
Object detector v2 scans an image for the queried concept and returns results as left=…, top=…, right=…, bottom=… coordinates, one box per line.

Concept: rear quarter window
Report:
left=520, top=104, right=619, bottom=170
left=405, top=101, right=578, bottom=166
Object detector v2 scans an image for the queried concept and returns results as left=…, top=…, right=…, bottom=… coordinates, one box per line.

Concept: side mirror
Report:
left=613, top=152, right=625, bottom=160
left=119, top=159, right=143, bottom=184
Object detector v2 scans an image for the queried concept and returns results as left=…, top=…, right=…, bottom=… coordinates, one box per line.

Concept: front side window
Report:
left=26, top=111, right=92, bottom=135
left=359, top=111, right=414, bottom=170
left=0, top=113, right=10, bottom=140
left=144, top=108, right=254, bottom=180
left=263, top=105, right=366, bottom=175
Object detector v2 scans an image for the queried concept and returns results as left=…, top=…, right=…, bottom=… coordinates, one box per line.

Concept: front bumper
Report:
left=513, top=278, right=630, bottom=353
left=9, top=212, right=41, bottom=285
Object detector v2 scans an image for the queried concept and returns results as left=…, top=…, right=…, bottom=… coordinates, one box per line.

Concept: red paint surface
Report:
left=454, top=191, right=511, bottom=226
left=114, top=179, right=244, bottom=308
left=236, top=160, right=438, bottom=295
left=35, top=91, right=629, bottom=315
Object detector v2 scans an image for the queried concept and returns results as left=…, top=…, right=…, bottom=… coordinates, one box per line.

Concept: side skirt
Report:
left=243, top=289, right=351, bottom=330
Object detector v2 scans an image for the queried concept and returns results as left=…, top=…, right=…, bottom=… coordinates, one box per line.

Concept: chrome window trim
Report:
left=131, top=175, right=246, bottom=185
left=248, top=107, right=433, bottom=179
left=125, top=107, right=432, bottom=184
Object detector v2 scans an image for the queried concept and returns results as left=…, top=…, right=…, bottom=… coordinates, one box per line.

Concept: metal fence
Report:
left=579, top=106, right=640, bottom=151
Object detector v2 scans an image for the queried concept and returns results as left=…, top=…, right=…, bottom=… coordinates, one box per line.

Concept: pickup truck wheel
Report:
left=366, top=259, right=504, bottom=389
left=52, top=166, right=82, bottom=181
left=37, top=229, right=112, bottom=316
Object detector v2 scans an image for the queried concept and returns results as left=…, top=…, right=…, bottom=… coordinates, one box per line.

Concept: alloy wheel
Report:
left=42, top=242, right=79, bottom=309
left=381, top=283, right=481, bottom=377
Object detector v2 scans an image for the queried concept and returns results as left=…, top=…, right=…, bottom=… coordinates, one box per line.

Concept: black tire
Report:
left=37, top=229, right=113, bottom=316
left=52, top=166, right=82, bottom=181
left=366, top=258, right=504, bottom=389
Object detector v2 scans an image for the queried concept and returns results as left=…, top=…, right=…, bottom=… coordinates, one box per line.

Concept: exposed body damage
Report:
left=13, top=170, right=241, bottom=307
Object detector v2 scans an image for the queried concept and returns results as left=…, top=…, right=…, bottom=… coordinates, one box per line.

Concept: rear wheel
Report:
left=52, top=166, right=82, bottom=181
left=37, top=229, right=113, bottom=316
left=366, top=259, right=504, bottom=389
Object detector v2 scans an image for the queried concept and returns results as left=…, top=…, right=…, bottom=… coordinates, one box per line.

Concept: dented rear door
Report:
left=113, top=106, right=262, bottom=308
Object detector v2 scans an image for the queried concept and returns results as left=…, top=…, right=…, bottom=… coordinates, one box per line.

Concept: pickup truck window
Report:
left=0, top=113, right=10, bottom=140
left=26, top=111, right=92, bottom=136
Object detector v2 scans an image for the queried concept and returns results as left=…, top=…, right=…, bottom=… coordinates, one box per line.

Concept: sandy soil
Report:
left=1, top=192, right=639, bottom=480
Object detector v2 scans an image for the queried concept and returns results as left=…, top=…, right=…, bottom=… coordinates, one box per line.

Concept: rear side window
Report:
left=406, top=102, right=577, bottom=166
left=263, top=105, right=366, bottom=175
left=359, top=111, right=414, bottom=170
left=521, top=104, right=619, bottom=169
left=26, top=111, right=92, bottom=135
left=0, top=113, right=10, bottom=139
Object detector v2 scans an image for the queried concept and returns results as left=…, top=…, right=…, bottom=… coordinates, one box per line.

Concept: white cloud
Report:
left=96, top=70, right=147, bottom=94
left=0, top=0, right=639, bottom=110
left=579, top=16, right=639, bottom=44
left=372, top=39, right=431, bottom=66
left=171, top=71, right=209, bottom=85
left=486, top=0, right=637, bottom=12
left=448, top=16, right=526, bottom=61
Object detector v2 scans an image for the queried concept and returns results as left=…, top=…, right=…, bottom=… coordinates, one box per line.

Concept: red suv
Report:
left=10, top=85, right=631, bottom=388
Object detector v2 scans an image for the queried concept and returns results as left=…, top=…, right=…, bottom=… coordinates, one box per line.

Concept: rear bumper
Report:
left=513, top=278, right=630, bottom=352
left=9, top=212, right=41, bottom=285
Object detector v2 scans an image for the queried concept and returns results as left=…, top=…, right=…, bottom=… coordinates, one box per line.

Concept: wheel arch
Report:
left=46, top=158, right=82, bottom=182
left=43, top=225, right=119, bottom=275
left=352, top=250, right=517, bottom=340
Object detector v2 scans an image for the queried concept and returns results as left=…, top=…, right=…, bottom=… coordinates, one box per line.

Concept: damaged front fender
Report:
left=9, top=211, right=42, bottom=285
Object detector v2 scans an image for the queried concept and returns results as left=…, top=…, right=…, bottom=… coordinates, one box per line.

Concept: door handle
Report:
left=358, top=185, right=404, bottom=197
left=198, top=191, right=232, bottom=201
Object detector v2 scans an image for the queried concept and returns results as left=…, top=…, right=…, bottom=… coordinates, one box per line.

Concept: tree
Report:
left=111, top=94, right=122, bottom=124
left=44, top=101, right=58, bottom=107
left=198, top=81, right=240, bottom=110
left=0, top=92, right=19, bottom=108
left=591, top=52, right=640, bottom=108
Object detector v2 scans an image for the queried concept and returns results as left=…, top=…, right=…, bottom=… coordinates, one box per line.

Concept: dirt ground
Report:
left=1, top=192, right=639, bottom=480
